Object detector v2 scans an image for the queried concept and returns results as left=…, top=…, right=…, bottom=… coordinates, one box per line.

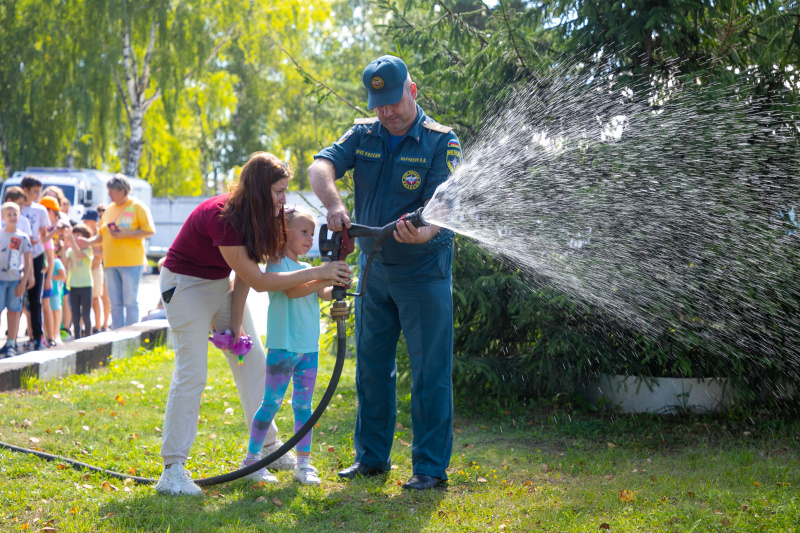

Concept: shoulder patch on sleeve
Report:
left=354, top=117, right=379, bottom=125
left=422, top=120, right=453, bottom=134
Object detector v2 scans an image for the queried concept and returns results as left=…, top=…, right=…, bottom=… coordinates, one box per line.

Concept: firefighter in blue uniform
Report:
left=309, top=55, right=461, bottom=490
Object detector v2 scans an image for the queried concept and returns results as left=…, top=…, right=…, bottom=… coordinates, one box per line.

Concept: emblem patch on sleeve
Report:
left=402, top=170, right=421, bottom=190
left=447, top=149, right=462, bottom=173
left=337, top=129, right=354, bottom=144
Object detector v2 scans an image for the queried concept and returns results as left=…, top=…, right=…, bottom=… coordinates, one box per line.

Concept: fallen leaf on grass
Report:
left=600, top=523, right=611, bottom=530
left=328, top=446, right=335, bottom=453
left=154, top=427, right=161, bottom=433
left=618, top=490, right=634, bottom=503
left=29, top=437, right=40, bottom=444
left=82, top=426, right=89, bottom=431
left=398, top=439, right=411, bottom=447
left=686, top=491, right=696, bottom=498
left=78, top=410, right=86, bottom=416
left=753, top=481, right=762, bottom=488
left=607, top=442, right=617, bottom=448
left=209, top=492, right=223, bottom=498
left=41, top=528, right=57, bottom=532
left=396, top=422, right=403, bottom=430
left=272, top=497, right=282, bottom=506
left=255, top=496, right=268, bottom=503
left=69, top=508, right=78, bottom=514
left=523, top=481, right=533, bottom=486
left=123, top=478, right=134, bottom=486
left=480, top=425, right=488, bottom=430
left=463, top=444, right=474, bottom=449
left=115, top=395, right=125, bottom=405
left=224, top=408, right=234, bottom=416
left=82, top=484, right=93, bottom=489
left=477, top=477, right=488, bottom=483
left=57, top=464, right=68, bottom=470
left=127, top=467, right=137, bottom=475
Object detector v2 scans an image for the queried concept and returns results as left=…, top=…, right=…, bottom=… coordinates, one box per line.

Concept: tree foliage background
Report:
left=2, top=0, right=799, bottom=404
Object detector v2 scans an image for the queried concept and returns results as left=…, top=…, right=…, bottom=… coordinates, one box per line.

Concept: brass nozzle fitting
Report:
left=330, top=300, right=351, bottom=320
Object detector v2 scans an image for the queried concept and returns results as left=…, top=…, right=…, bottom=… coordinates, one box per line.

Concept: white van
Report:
left=1, top=167, right=153, bottom=223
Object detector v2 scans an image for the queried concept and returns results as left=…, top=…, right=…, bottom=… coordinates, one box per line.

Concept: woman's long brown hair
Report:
left=222, top=152, right=290, bottom=262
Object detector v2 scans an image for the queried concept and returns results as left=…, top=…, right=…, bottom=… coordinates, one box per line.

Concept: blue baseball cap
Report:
left=362, top=55, right=408, bottom=110
left=82, top=209, right=99, bottom=221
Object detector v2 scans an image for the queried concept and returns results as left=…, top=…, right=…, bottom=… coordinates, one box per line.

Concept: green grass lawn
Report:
left=1, top=346, right=798, bottom=532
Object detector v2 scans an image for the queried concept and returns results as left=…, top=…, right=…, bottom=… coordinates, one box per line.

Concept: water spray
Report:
left=0, top=208, right=430, bottom=488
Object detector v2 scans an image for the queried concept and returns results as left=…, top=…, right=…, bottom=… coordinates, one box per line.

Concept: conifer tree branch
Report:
left=280, top=46, right=369, bottom=117
left=498, top=0, right=532, bottom=78
left=379, top=1, right=466, bottom=66
left=438, top=1, right=490, bottom=48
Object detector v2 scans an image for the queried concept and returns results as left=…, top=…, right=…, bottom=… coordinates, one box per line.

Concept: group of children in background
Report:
left=0, top=177, right=109, bottom=358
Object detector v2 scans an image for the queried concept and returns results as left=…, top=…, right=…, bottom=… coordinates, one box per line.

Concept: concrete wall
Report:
left=0, top=320, right=171, bottom=392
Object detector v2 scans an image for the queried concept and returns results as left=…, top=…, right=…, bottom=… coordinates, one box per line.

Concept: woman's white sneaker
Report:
left=154, top=463, right=204, bottom=496
left=293, top=465, right=321, bottom=485
left=240, top=461, right=278, bottom=483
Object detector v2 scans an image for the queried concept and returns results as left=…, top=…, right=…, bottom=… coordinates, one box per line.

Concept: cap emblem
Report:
left=371, top=76, right=384, bottom=90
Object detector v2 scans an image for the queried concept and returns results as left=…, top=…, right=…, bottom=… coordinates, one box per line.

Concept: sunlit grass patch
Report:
left=0, top=345, right=798, bottom=532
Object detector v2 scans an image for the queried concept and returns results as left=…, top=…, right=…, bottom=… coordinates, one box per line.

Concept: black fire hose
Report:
left=0, top=310, right=349, bottom=486
left=0, top=207, right=429, bottom=487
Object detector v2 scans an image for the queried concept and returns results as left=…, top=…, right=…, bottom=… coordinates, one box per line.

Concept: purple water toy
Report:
left=209, top=329, right=253, bottom=366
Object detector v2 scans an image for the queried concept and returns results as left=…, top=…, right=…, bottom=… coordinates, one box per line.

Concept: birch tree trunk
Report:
left=114, top=19, right=236, bottom=177
left=115, top=21, right=160, bottom=177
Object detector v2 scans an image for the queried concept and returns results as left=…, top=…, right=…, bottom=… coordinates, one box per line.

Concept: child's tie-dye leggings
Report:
left=247, top=348, right=318, bottom=455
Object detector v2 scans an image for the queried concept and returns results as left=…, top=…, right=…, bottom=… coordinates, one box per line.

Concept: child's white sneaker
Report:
left=262, top=439, right=296, bottom=471
left=154, top=463, right=204, bottom=496
left=293, top=465, right=321, bottom=485
left=240, top=461, right=278, bottom=483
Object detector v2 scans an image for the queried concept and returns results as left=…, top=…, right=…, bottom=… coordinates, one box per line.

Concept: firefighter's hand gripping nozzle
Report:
left=318, top=206, right=429, bottom=301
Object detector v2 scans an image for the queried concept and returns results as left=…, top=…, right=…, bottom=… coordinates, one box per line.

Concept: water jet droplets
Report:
left=424, top=55, right=800, bottom=378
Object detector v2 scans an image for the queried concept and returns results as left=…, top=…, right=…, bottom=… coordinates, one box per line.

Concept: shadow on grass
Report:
left=98, top=475, right=447, bottom=533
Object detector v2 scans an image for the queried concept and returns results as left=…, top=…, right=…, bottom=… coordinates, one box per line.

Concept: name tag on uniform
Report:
left=355, top=148, right=382, bottom=159
left=398, top=156, right=429, bottom=165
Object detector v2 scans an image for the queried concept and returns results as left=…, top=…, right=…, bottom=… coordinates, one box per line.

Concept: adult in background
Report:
left=155, top=152, right=351, bottom=495
left=309, top=55, right=461, bottom=491
left=79, top=175, right=154, bottom=328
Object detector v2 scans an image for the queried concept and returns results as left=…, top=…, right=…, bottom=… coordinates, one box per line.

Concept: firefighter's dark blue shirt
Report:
left=314, top=105, right=461, bottom=264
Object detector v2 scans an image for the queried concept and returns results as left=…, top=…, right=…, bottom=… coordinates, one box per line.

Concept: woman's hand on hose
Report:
left=318, top=260, right=352, bottom=287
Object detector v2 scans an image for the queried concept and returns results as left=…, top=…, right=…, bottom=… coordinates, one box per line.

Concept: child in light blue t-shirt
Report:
left=242, top=209, right=337, bottom=485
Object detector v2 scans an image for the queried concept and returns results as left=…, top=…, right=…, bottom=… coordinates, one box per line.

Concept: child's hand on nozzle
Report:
left=209, top=329, right=234, bottom=351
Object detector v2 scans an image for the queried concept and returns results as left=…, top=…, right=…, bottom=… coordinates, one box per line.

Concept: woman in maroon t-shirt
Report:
left=155, top=152, right=351, bottom=496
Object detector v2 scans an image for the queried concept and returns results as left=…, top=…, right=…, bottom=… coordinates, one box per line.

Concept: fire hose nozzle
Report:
left=399, top=207, right=429, bottom=228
